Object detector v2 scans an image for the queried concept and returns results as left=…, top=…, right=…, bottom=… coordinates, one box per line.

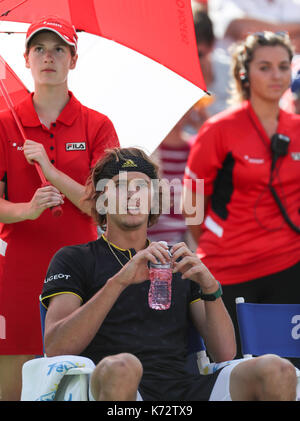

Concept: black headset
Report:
left=239, top=68, right=249, bottom=86
left=269, top=134, right=300, bottom=233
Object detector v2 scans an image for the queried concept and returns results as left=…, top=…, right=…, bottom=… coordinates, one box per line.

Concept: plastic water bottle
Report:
left=148, top=241, right=172, bottom=310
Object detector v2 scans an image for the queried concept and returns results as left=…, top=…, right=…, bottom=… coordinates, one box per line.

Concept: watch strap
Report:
left=199, top=281, right=223, bottom=301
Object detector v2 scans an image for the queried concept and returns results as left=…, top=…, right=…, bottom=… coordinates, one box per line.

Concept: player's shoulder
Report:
left=53, top=240, right=99, bottom=262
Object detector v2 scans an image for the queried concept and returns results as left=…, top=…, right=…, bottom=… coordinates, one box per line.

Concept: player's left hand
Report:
left=171, top=242, right=217, bottom=292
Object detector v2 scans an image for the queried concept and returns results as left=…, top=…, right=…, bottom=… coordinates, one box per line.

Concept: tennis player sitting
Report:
left=40, top=147, right=297, bottom=401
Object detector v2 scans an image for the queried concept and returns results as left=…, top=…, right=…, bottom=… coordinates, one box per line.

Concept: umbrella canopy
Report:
left=0, top=0, right=206, bottom=91
left=0, top=22, right=205, bottom=153
left=0, top=54, right=29, bottom=109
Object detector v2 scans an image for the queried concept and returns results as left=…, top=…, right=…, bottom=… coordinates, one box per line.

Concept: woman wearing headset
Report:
left=183, top=31, right=300, bottom=358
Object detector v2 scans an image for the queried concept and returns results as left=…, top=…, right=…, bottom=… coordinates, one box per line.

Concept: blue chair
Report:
left=235, top=297, right=300, bottom=358
left=186, top=323, right=210, bottom=374
left=39, top=300, right=47, bottom=356
left=186, top=321, right=247, bottom=375
left=235, top=297, right=300, bottom=400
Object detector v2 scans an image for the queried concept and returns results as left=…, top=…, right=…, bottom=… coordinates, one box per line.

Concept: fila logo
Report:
left=66, top=142, right=86, bottom=151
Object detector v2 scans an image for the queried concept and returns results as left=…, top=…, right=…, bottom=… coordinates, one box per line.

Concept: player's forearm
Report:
left=45, top=276, right=127, bottom=357
left=201, top=300, right=236, bottom=362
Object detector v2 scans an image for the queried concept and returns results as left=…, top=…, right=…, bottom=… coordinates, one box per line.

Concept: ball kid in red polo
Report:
left=0, top=15, right=119, bottom=400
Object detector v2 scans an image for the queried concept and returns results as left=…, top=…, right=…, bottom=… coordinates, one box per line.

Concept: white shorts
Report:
left=88, top=359, right=244, bottom=401
left=209, top=359, right=245, bottom=401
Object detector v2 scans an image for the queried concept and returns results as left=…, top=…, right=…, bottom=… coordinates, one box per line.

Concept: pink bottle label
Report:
left=148, top=267, right=172, bottom=310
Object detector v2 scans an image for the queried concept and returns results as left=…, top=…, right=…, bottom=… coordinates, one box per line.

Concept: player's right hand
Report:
left=113, top=241, right=171, bottom=288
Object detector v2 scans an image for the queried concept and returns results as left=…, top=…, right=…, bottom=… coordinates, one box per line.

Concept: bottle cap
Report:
left=149, top=241, right=172, bottom=268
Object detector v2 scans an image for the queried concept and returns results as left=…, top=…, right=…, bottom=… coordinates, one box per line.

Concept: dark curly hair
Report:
left=81, top=147, right=163, bottom=230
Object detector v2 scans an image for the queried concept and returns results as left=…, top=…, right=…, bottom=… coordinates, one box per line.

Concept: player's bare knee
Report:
left=91, top=354, right=125, bottom=396
left=116, top=353, right=143, bottom=383
left=256, top=355, right=293, bottom=378
left=255, top=354, right=297, bottom=391
left=96, top=353, right=142, bottom=383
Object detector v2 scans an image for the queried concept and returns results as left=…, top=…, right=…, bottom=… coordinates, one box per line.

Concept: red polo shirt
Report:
left=184, top=101, right=300, bottom=285
left=0, top=92, right=119, bottom=354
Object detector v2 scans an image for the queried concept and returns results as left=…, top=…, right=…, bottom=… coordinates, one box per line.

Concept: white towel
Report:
left=21, top=355, right=95, bottom=401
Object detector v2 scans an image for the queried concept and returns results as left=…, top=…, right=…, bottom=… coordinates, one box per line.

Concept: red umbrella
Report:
left=0, top=55, right=63, bottom=216
left=0, top=0, right=206, bottom=91
left=0, top=53, right=29, bottom=109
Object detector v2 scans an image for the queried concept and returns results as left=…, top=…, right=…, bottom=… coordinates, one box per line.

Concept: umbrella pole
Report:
left=0, top=79, right=62, bottom=217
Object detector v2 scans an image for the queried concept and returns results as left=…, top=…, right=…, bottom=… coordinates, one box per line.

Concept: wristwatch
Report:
left=199, top=281, right=223, bottom=301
